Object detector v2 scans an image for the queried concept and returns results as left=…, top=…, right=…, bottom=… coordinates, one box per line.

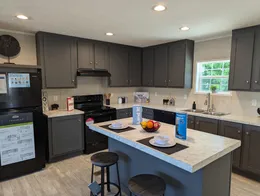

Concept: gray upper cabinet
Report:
left=142, top=47, right=154, bottom=86
left=109, top=45, right=129, bottom=87
left=36, top=32, right=77, bottom=88
left=195, top=116, right=219, bottom=135
left=242, top=125, right=260, bottom=175
left=168, top=40, right=194, bottom=88
left=78, top=40, right=108, bottom=70
left=219, top=121, right=242, bottom=168
left=229, top=28, right=255, bottom=90
left=129, top=48, right=142, bottom=86
left=251, top=27, right=260, bottom=91
left=154, top=45, right=168, bottom=87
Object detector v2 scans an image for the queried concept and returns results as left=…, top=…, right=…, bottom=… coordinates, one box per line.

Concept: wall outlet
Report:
left=184, top=94, right=188, bottom=100
left=252, top=99, right=257, bottom=107
left=155, top=92, right=158, bottom=96
left=54, top=95, right=58, bottom=102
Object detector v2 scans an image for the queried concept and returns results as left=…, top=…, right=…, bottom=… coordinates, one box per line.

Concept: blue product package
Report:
left=175, top=113, right=187, bottom=140
left=132, top=105, right=142, bottom=125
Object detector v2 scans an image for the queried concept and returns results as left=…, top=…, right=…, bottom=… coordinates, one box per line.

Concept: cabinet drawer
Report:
left=143, top=107, right=154, bottom=115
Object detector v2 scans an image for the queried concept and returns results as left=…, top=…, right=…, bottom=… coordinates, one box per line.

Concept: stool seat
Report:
left=91, top=152, right=119, bottom=167
left=128, top=174, right=166, bottom=196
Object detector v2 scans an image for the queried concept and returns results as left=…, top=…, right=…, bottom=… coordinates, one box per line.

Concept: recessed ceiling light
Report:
left=153, top=5, right=166, bottom=12
left=106, top=32, right=114, bottom=36
left=16, top=15, right=28, bottom=20
left=180, top=26, right=190, bottom=31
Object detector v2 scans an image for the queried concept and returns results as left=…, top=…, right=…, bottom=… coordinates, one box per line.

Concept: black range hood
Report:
left=77, top=69, right=111, bottom=77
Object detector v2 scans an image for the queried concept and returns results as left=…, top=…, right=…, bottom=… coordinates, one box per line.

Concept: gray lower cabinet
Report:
left=194, top=116, right=219, bottom=135
left=219, top=121, right=242, bottom=168
left=142, top=47, right=154, bottom=86
left=47, top=115, right=84, bottom=162
left=142, top=107, right=154, bottom=120
left=117, top=108, right=132, bottom=119
left=77, top=39, right=109, bottom=70
left=154, top=45, right=168, bottom=87
left=229, top=28, right=254, bottom=90
left=36, top=32, right=77, bottom=88
left=187, top=115, right=195, bottom=129
left=241, top=125, right=260, bottom=175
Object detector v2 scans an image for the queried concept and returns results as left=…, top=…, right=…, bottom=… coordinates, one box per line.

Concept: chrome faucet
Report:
left=204, top=93, right=215, bottom=113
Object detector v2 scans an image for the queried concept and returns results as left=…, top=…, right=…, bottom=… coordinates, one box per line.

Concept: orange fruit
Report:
left=147, top=121, right=154, bottom=129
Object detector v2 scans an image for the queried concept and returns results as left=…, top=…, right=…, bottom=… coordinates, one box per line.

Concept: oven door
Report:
left=84, top=110, right=116, bottom=154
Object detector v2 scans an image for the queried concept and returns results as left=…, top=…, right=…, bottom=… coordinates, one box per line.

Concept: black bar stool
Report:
left=90, top=152, right=121, bottom=196
left=128, top=174, right=166, bottom=196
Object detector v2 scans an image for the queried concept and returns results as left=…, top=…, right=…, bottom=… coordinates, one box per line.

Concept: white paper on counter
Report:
left=0, top=74, right=7, bottom=94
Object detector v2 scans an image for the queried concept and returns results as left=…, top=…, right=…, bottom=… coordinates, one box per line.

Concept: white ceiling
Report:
left=1, top=0, right=260, bottom=47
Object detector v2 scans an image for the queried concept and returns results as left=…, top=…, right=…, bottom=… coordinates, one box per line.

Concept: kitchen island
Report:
left=88, top=118, right=241, bottom=196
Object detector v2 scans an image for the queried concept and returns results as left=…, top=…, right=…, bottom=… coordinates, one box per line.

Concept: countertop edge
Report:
left=43, top=109, right=85, bottom=118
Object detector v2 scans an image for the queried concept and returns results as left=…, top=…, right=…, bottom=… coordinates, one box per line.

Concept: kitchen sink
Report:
left=182, top=109, right=229, bottom=116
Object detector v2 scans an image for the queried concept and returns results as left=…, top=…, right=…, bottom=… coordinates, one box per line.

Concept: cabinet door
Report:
left=109, top=45, right=129, bottom=87
left=51, top=115, right=84, bottom=156
left=168, top=41, right=186, bottom=87
left=94, top=42, right=109, bottom=70
left=142, top=47, right=154, bottom=86
left=117, top=109, right=130, bottom=119
left=195, top=117, right=218, bottom=135
left=129, top=48, right=142, bottom=86
left=251, top=27, right=260, bottom=91
left=153, top=109, right=164, bottom=122
left=219, top=121, right=242, bottom=168
left=163, top=111, right=175, bottom=125
left=188, top=115, right=195, bottom=129
left=38, top=33, right=77, bottom=88
left=154, top=45, right=168, bottom=87
left=229, top=28, right=254, bottom=90
left=242, top=125, right=260, bottom=175
left=77, top=40, right=94, bottom=69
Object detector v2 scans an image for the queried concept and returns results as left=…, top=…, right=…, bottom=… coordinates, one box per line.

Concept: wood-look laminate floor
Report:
left=0, top=154, right=259, bottom=196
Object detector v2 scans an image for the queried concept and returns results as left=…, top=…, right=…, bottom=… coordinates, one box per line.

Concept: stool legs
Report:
left=116, top=162, right=122, bottom=196
left=90, top=164, right=94, bottom=196
left=106, top=167, right=111, bottom=192
left=101, top=167, right=105, bottom=196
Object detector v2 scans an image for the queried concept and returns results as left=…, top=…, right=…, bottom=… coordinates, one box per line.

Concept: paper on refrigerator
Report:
left=0, top=74, right=7, bottom=94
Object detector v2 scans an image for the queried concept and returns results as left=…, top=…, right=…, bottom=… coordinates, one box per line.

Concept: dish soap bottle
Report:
left=192, top=101, right=196, bottom=111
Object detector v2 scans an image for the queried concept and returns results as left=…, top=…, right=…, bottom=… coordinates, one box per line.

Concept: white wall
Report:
left=0, top=30, right=37, bottom=65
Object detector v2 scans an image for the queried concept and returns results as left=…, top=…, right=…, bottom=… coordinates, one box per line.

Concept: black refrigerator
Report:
left=0, top=65, right=46, bottom=181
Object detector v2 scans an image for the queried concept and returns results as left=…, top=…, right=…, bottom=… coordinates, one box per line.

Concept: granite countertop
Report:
left=43, top=109, right=84, bottom=118
left=108, top=103, right=260, bottom=126
left=88, top=118, right=241, bottom=173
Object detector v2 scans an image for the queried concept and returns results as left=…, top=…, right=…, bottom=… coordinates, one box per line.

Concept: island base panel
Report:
left=108, top=138, right=232, bottom=196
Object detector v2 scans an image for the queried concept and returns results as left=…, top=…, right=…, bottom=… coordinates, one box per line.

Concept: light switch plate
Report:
left=54, top=95, right=58, bottom=102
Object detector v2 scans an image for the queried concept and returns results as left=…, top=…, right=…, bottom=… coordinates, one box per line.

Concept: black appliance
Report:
left=74, top=94, right=116, bottom=154
left=77, top=68, right=111, bottom=77
left=0, top=66, right=46, bottom=181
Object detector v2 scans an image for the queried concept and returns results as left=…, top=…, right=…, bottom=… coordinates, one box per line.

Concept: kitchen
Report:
left=0, top=0, right=260, bottom=196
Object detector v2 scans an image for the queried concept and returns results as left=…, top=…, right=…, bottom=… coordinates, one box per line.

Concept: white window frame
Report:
left=195, top=60, right=232, bottom=96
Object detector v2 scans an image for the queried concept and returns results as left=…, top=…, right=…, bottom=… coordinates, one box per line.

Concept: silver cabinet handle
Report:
left=78, top=119, right=81, bottom=122
left=255, top=81, right=258, bottom=84
left=72, top=79, right=75, bottom=83
left=90, top=62, right=93, bottom=64
left=246, top=132, right=250, bottom=135
left=196, top=122, right=199, bottom=125
left=169, top=80, right=171, bottom=82
left=95, top=62, right=98, bottom=64
left=190, top=121, right=194, bottom=124
left=246, top=80, right=249, bottom=83
left=237, top=130, right=241, bottom=134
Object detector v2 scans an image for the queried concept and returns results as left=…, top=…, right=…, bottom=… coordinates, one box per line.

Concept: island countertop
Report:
left=88, top=118, right=241, bottom=173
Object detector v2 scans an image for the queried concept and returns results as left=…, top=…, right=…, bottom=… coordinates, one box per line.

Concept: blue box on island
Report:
left=175, top=113, right=188, bottom=140
left=132, top=105, right=143, bottom=125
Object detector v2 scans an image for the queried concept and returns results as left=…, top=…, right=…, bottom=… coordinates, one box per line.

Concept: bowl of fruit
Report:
left=140, top=120, right=161, bottom=132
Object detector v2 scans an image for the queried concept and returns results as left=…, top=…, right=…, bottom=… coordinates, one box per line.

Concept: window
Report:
left=196, top=60, right=230, bottom=94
